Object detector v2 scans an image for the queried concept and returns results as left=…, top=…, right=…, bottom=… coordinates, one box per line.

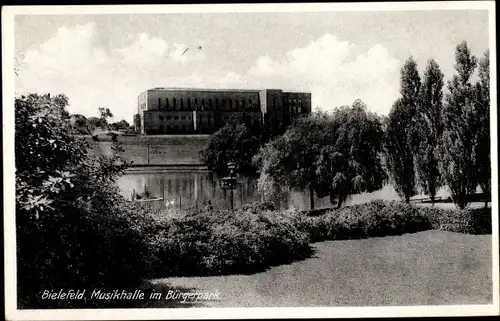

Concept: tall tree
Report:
left=384, top=57, right=421, bottom=203
left=474, top=50, right=491, bottom=207
left=384, top=98, right=417, bottom=202
left=400, top=57, right=422, bottom=106
left=400, top=57, right=422, bottom=152
left=415, top=59, right=445, bottom=203
left=438, top=41, right=479, bottom=209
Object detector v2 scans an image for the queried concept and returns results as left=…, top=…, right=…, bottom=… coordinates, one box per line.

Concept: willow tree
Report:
left=255, top=101, right=386, bottom=210
left=314, top=100, right=386, bottom=208
left=254, top=113, right=331, bottom=210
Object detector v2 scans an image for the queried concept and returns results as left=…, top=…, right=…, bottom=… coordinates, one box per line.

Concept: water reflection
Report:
left=116, top=170, right=262, bottom=211
left=116, top=170, right=447, bottom=211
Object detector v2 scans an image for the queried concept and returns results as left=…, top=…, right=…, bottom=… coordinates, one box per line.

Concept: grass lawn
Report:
left=148, top=230, right=492, bottom=307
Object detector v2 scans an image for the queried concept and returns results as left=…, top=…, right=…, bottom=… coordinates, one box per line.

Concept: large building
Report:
left=135, top=88, right=311, bottom=138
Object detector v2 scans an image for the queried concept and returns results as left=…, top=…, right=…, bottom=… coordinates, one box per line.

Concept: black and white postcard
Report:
left=2, top=2, right=499, bottom=320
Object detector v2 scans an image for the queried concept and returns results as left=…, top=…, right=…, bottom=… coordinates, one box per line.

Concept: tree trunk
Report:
left=458, top=194, right=466, bottom=210
left=337, top=196, right=342, bottom=209
left=309, top=185, right=315, bottom=210
left=329, top=190, right=335, bottom=205
left=429, top=176, right=437, bottom=206
left=405, top=194, right=410, bottom=203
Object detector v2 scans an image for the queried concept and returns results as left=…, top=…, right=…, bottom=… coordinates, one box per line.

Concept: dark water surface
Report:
left=116, top=169, right=451, bottom=211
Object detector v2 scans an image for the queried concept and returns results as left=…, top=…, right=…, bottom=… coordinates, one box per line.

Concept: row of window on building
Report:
left=158, top=124, right=194, bottom=132
left=155, top=114, right=215, bottom=122
left=157, top=97, right=256, bottom=111
left=158, top=115, right=191, bottom=121
left=155, top=96, right=304, bottom=111
left=154, top=113, right=258, bottom=122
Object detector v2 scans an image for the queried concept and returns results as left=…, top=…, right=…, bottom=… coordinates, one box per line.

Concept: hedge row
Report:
left=296, top=200, right=492, bottom=243
left=148, top=207, right=312, bottom=277
left=294, top=201, right=427, bottom=242
left=419, top=205, right=492, bottom=235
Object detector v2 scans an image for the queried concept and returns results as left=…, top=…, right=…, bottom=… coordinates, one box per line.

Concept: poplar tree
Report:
left=384, top=98, right=417, bottom=202
left=438, top=41, right=479, bottom=209
left=384, top=57, right=420, bottom=203
left=415, top=59, right=444, bottom=203
left=474, top=50, right=491, bottom=207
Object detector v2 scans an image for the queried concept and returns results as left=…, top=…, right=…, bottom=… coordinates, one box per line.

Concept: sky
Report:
left=14, top=8, right=490, bottom=123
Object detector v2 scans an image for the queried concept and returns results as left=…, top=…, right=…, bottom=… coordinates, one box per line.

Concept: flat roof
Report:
left=145, top=87, right=310, bottom=94
left=149, top=87, right=261, bottom=93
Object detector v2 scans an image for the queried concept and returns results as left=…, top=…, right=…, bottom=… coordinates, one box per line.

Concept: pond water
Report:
left=116, top=169, right=453, bottom=211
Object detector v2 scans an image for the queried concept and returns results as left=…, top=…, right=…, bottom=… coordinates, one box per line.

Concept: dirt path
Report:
left=148, top=230, right=492, bottom=308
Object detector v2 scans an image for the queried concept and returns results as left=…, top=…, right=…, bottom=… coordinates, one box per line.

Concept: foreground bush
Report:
left=149, top=208, right=311, bottom=277
left=15, top=94, right=156, bottom=308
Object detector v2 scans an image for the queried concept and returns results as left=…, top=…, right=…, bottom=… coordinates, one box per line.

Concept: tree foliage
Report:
left=255, top=100, right=386, bottom=209
left=110, top=119, right=131, bottom=131
left=70, top=107, right=118, bottom=135
left=400, top=56, right=422, bottom=107
left=384, top=99, right=418, bottom=202
left=474, top=50, right=491, bottom=204
left=414, top=59, right=445, bottom=202
left=200, top=123, right=261, bottom=177
left=438, top=41, right=479, bottom=209
left=384, top=57, right=421, bottom=203
left=315, top=100, right=387, bottom=207
left=98, top=106, right=113, bottom=120
left=15, top=94, right=153, bottom=308
left=254, top=113, right=329, bottom=209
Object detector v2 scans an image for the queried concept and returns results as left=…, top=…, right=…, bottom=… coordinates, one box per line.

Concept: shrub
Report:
left=149, top=208, right=311, bottom=277
left=241, top=201, right=276, bottom=213
left=15, top=94, right=155, bottom=308
left=422, top=206, right=492, bottom=234
left=298, top=200, right=432, bottom=242
left=298, top=201, right=491, bottom=243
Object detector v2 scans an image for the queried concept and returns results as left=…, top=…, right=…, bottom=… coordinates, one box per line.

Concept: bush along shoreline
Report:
left=295, top=200, right=491, bottom=243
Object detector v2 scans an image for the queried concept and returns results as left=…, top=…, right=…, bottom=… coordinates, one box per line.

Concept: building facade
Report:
left=135, top=88, right=311, bottom=137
